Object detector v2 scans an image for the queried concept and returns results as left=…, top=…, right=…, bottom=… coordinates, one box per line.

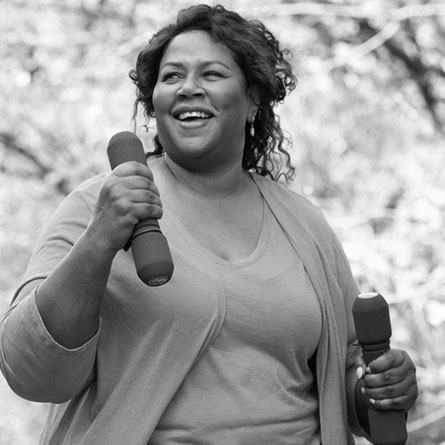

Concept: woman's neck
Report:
left=162, top=155, right=250, bottom=201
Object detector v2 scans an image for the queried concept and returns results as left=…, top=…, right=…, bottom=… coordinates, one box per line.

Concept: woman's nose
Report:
left=176, top=75, right=204, bottom=97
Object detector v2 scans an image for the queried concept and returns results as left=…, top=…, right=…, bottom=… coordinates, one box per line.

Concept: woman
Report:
left=0, top=5, right=417, bottom=444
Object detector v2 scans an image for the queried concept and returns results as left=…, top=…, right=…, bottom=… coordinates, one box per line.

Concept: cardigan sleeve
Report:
left=330, top=232, right=360, bottom=369
left=0, top=182, right=101, bottom=403
left=0, top=287, right=100, bottom=403
left=330, top=230, right=373, bottom=439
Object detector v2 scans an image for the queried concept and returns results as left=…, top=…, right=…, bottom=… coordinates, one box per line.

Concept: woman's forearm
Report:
left=35, top=224, right=117, bottom=349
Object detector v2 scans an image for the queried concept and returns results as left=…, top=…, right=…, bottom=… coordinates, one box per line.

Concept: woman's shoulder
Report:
left=252, top=173, right=339, bottom=245
left=253, top=174, right=354, bottom=277
left=252, top=173, right=325, bottom=219
left=63, top=173, right=106, bottom=212
left=74, top=172, right=106, bottom=194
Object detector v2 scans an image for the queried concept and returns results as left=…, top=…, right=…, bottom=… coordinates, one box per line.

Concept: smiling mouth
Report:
left=174, top=110, right=213, bottom=122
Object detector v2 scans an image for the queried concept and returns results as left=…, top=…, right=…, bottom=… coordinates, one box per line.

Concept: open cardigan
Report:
left=0, top=171, right=364, bottom=444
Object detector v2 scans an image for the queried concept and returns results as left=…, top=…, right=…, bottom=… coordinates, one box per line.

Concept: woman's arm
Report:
left=0, top=161, right=162, bottom=402
left=37, top=160, right=162, bottom=348
left=35, top=224, right=115, bottom=349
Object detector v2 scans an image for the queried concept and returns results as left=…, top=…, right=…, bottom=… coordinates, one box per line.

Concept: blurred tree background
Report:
left=1, top=0, right=444, bottom=443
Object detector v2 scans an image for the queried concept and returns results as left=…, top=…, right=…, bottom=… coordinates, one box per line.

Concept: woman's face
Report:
left=152, top=30, right=255, bottom=172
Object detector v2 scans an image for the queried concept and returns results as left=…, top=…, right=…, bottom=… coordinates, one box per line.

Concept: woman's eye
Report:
left=162, top=72, right=181, bottom=82
left=204, top=71, right=223, bottom=79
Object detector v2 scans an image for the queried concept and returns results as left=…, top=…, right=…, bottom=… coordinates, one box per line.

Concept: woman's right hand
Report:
left=88, top=161, right=163, bottom=254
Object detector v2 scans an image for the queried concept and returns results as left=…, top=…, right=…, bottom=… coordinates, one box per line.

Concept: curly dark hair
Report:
left=129, top=4, right=297, bottom=181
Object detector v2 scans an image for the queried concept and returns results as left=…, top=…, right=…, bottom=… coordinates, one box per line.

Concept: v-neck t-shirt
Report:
left=150, top=201, right=322, bottom=444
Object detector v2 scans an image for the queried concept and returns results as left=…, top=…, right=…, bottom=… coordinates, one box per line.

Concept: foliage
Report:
left=1, top=0, right=444, bottom=443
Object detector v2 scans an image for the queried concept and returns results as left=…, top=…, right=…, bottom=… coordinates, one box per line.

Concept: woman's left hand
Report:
left=357, top=349, right=418, bottom=411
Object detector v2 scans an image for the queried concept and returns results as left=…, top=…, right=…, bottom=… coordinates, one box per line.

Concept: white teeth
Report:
left=178, top=111, right=211, bottom=121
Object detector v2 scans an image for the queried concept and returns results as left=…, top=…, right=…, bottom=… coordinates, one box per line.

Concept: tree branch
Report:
left=325, top=21, right=401, bottom=71
left=0, top=132, right=51, bottom=177
left=359, top=19, right=445, bottom=133
left=0, top=132, right=70, bottom=194
left=250, top=2, right=445, bottom=21
left=275, top=1, right=445, bottom=132
left=407, top=406, right=445, bottom=434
